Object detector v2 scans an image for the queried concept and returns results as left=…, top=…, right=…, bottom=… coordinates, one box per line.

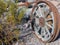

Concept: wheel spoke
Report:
left=34, top=6, right=41, bottom=17
left=33, top=7, right=38, bottom=15
left=45, top=26, right=50, bottom=35
left=41, top=27, right=45, bottom=35
left=38, top=27, right=42, bottom=35
left=35, top=11, right=39, bottom=15
left=41, top=27, right=48, bottom=36
left=46, top=18, right=52, bottom=21
left=38, top=7, right=44, bottom=17
left=35, top=18, right=39, bottom=24
left=45, top=9, right=50, bottom=17
left=46, top=22, right=52, bottom=28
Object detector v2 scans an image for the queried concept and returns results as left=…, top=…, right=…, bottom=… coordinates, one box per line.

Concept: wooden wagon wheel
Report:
left=31, top=0, right=60, bottom=43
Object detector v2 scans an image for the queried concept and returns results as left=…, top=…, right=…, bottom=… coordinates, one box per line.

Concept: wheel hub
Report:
left=39, top=17, right=45, bottom=27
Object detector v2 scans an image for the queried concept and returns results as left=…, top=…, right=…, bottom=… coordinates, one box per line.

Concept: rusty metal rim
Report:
left=31, top=0, right=59, bottom=43
left=17, top=1, right=37, bottom=7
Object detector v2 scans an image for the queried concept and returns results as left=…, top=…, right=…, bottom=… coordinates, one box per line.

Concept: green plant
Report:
left=0, top=0, right=27, bottom=44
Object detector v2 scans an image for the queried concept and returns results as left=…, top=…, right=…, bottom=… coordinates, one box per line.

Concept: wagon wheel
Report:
left=32, top=0, right=59, bottom=43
